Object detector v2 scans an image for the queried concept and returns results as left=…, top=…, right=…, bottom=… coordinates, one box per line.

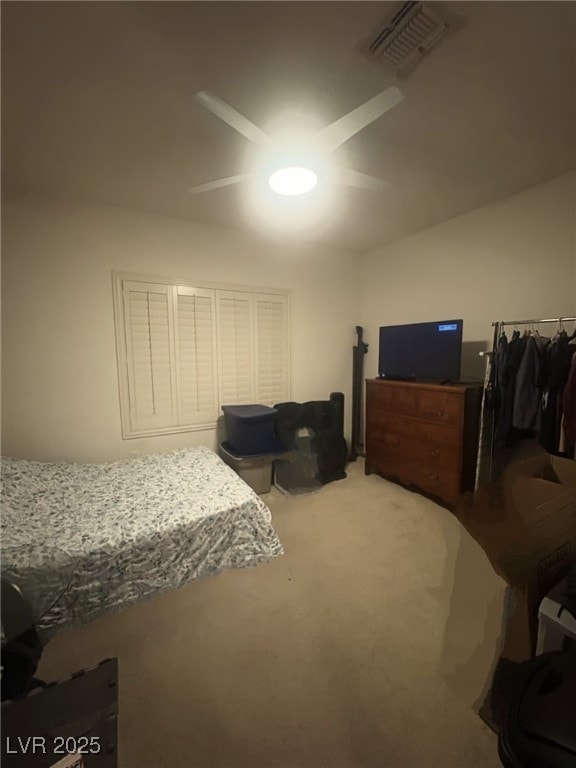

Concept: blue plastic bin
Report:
left=221, top=404, right=285, bottom=456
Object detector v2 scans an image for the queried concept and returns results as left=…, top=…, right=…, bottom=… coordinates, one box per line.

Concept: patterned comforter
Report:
left=1, top=446, right=283, bottom=641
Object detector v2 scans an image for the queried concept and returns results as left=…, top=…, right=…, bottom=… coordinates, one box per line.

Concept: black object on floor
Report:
left=1, top=628, right=45, bottom=702
left=273, top=393, right=348, bottom=491
left=1, top=576, right=46, bottom=702
left=498, top=650, right=576, bottom=768
left=480, top=656, right=523, bottom=734
left=274, top=427, right=323, bottom=495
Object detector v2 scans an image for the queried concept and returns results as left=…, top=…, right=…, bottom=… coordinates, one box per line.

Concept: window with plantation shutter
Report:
left=114, top=273, right=290, bottom=438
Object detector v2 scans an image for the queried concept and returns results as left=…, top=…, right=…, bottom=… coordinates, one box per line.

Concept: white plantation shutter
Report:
left=255, top=293, right=290, bottom=405
left=217, top=291, right=255, bottom=404
left=175, top=287, right=218, bottom=424
left=115, top=273, right=290, bottom=437
left=123, top=281, right=178, bottom=432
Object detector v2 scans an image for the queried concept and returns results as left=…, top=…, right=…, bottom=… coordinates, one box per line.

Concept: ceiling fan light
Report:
left=268, top=166, right=318, bottom=196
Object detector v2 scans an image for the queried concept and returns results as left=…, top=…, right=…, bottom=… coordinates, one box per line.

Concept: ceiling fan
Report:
left=188, top=86, right=404, bottom=197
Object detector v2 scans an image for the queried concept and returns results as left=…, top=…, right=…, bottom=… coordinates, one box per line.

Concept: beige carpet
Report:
left=38, top=460, right=507, bottom=768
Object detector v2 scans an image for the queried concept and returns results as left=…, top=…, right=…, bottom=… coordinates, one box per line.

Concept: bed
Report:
left=0, top=446, right=283, bottom=641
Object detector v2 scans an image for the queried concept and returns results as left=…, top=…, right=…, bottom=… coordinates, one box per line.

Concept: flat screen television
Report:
left=378, top=319, right=463, bottom=382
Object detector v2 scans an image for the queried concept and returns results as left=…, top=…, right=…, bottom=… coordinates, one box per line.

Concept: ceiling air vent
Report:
left=364, top=2, right=454, bottom=76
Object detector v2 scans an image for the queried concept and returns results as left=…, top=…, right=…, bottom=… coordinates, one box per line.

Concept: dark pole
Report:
left=349, top=326, right=369, bottom=461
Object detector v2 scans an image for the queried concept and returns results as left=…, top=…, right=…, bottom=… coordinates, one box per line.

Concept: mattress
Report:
left=1, top=446, right=283, bottom=641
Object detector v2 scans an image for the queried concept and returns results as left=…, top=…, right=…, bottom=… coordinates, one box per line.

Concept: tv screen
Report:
left=378, top=320, right=463, bottom=381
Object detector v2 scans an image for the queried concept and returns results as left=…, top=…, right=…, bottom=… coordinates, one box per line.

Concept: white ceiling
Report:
left=2, top=1, right=575, bottom=253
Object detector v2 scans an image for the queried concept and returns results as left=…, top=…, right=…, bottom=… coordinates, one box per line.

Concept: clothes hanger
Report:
left=552, top=319, right=562, bottom=342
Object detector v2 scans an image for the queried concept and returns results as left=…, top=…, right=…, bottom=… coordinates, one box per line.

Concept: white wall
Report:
left=360, top=172, right=576, bottom=381
left=1, top=195, right=361, bottom=462
left=4, top=173, right=574, bottom=462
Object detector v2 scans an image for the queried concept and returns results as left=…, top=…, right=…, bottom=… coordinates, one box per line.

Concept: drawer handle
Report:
left=430, top=449, right=440, bottom=458
left=429, top=473, right=439, bottom=481
left=437, top=410, right=444, bottom=417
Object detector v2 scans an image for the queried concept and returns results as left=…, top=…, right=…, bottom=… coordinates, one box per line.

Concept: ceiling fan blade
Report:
left=332, top=167, right=391, bottom=191
left=187, top=174, right=250, bottom=195
left=195, top=91, right=276, bottom=148
left=316, top=86, right=404, bottom=154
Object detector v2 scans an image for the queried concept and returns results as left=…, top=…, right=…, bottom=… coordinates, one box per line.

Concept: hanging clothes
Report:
left=539, top=332, right=573, bottom=454
left=494, top=329, right=513, bottom=434
left=487, top=320, right=576, bottom=473
left=497, top=330, right=527, bottom=448
left=560, top=347, right=576, bottom=457
left=494, top=330, right=508, bottom=411
left=513, top=333, right=549, bottom=431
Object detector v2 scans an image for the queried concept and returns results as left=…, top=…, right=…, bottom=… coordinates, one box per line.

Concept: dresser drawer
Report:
left=367, top=431, right=460, bottom=471
left=366, top=411, right=461, bottom=448
left=367, top=383, right=464, bottom=426
left=368, top=449, right=461, bottom=503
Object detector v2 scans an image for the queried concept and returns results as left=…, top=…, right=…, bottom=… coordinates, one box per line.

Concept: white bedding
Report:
left=1, top=446, right=283, bottom=641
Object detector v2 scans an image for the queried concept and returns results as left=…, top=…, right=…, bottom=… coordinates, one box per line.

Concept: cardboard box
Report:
left=455, top=454, right=576, bottom=662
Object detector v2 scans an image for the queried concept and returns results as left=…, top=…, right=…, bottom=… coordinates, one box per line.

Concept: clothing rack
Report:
left=475, top=315, right=576, bottom=486
left=479, top=318, right=576, bottom=353
left=492, top=317, right=576, bottom=327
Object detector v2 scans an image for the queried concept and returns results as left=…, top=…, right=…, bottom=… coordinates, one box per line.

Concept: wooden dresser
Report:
left=365, top=379, right=483, bottom=507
